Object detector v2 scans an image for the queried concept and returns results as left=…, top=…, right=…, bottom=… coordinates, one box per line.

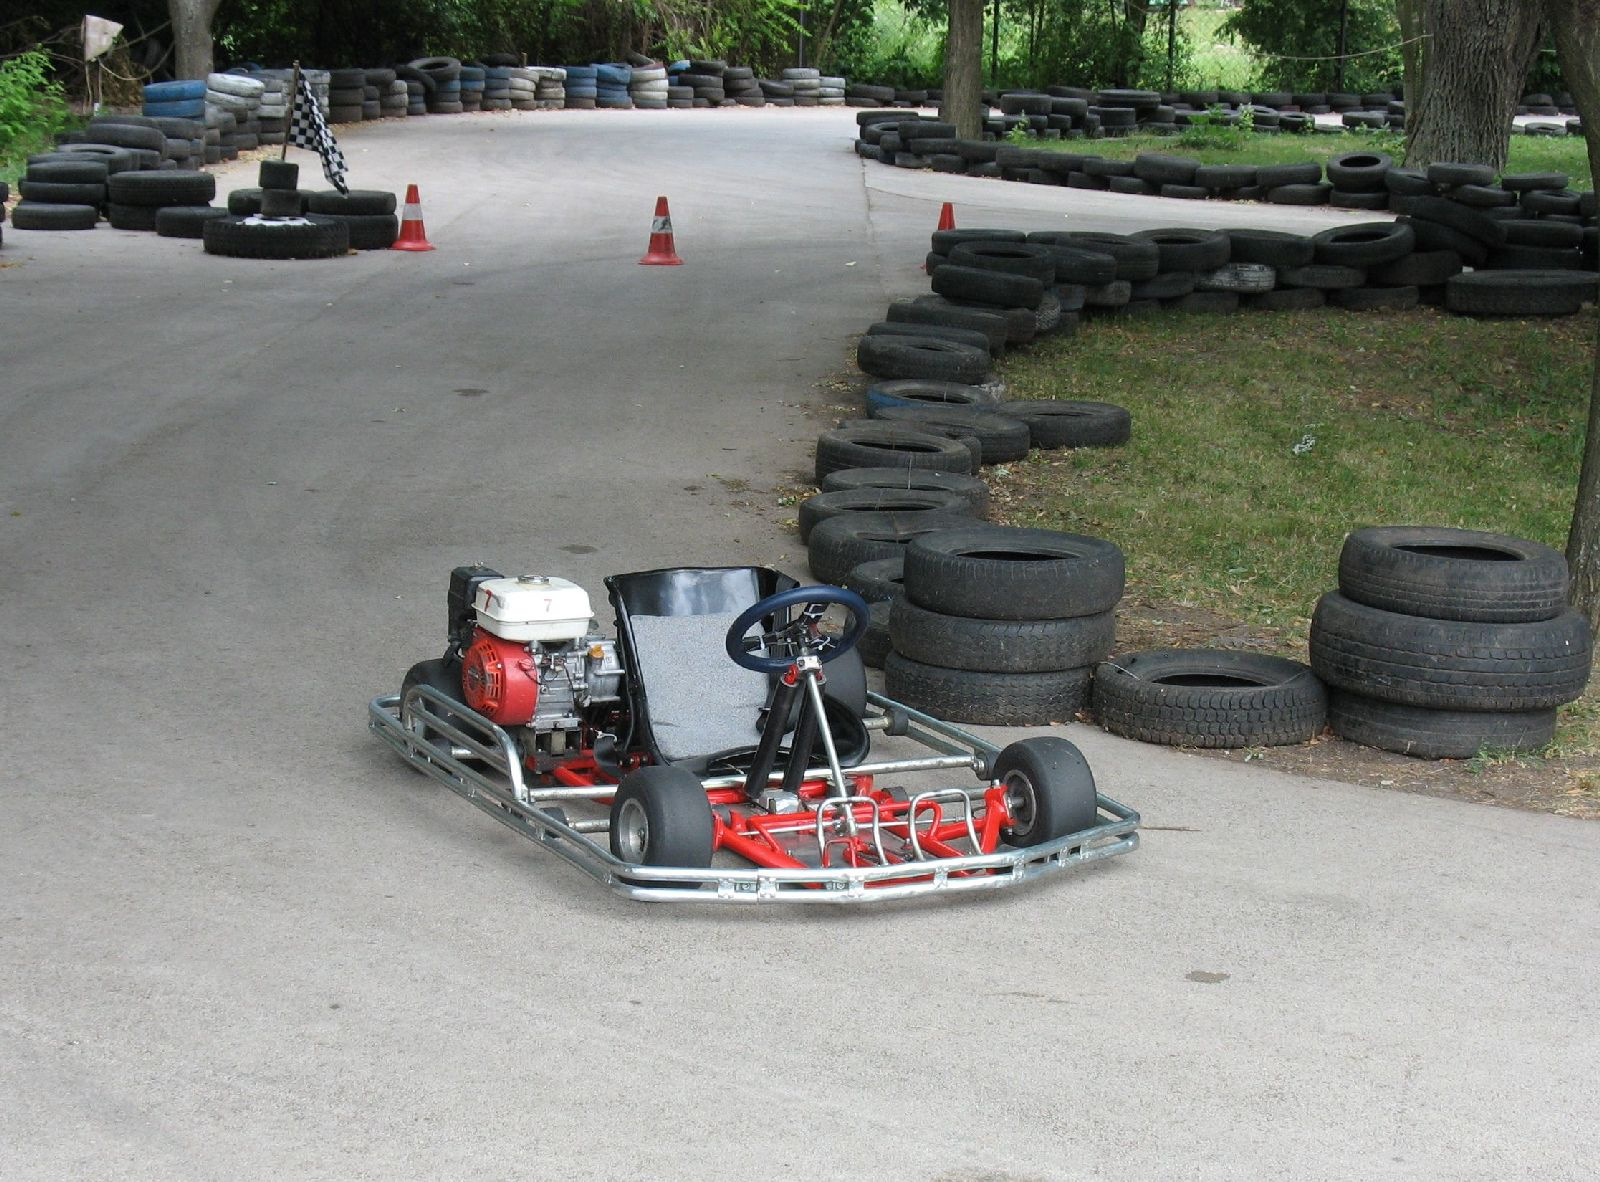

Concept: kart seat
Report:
left=606, top=567, right=800, bottom=770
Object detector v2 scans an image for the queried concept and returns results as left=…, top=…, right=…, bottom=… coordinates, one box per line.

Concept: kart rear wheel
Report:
left=994, top=737, right=1098, bottom=848
left=400, top=658, right=465, bottom=750
left=609, top=766, right=715, bottom=868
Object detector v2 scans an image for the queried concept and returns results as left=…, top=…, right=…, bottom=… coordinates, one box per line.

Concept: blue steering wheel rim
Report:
left=724, top=585, right=872, bottom=672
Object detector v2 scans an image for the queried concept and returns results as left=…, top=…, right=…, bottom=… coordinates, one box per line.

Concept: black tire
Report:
left=865, top=321, right=997, bottom=359
left=1401, top=195, right=1506, bottom=247
left=920, top=295, right=1038, bottom=344
left=1195, top=264, right=1276, bottom=293
left=946, top=240, right=1058, bottom=282
left=1311, top=220, right=1415, bottom=267
left=820, top=467, right=990, bottom=516
left=866, top=378, right=1000, bottom=412
left=1337, top=525, right=1569, bottom=623
left=991, top=400, right=1131, bottom=448
left=891, top=599, right=1115, bottom=673
left=10, top=202, right=99, bottom=230
left=1368, top=249, right=1463, bottom=286
left=1445, top=270, right=1595, bottom=317
left=305, top=188, right=398, bottom=216
left=841, top=556, right=906, bottom=603
left=400, top=658, right=466, bottom=747
left=931, top=227, right=1026, bottom=254
left=885, top=298, right=1010, bottom=352
left=1330, top=285, right=1419, bottom=311
left=1093, top=650, right=1327, bottom=747
left=872, top=404, right=1031, bottom=464
left=1427, top=161, right=1496, bottom=188
left=1502, top=220, right=1584, bottom=249
left=1023, top=235, right=1121, bottom=285
left=931, top=264, right=1045, bottom=309
left=106, top=170, right=216, bottom=206
left=814, top=423, right=976, bottom=481
left=17, top=180, right=105, bottom=204
left=904, top=525, right=1125, bottom=620
left=155, top=205, right=229, bottom=238
left=807, top=510, right=981, bottom=586
left=1131, top=271, right=1197, bottom=301
left=24, top=160, right=108, bottom=183
left=329, top=213, right=400, bottom=250
left=1265, top=183, right=1331, bottom=206
left=797, top=487, right=973, bottom=543
left=1327, top=690, right=1556, bottom=759
left=607, top=765, right=715, bottom=868
left=107, top=202, right=160, bottom=231
left=855, top=335, right=990, bottom=384
left=1132, top=152, right=1201, bottom=186
left=202, top=214, right=350, bottom=260
left=993, top=736, right=1099, bottom=847
left=1325, top=151, right=1392, bottom=192
left=1129, top=227, right=1230, bottom=272
left=859, top=600, right=893, bottom=669
left=1225, top=228, right=1315, bottom=267
left=1277, top=264, right=1365, bottom=290
left=1256, top=162, right=1323, bottom=188
left=1050, top=232, right=1160, bottom=281
left=258, top=159, right=299, bottom=190
left=1308, top=591, right=1592, bottom=711
left=884, top=652, right=1093, bottom=726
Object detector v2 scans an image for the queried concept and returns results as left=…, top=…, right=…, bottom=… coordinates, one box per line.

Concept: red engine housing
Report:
left=461, top=629, right=540, bottom=725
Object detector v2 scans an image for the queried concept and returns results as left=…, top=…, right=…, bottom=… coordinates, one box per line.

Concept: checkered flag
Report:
left=288, top=74, right=348, bottom=194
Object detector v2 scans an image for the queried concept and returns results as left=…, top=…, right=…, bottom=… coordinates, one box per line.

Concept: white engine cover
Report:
left=473, top=575, right=593, bottom=642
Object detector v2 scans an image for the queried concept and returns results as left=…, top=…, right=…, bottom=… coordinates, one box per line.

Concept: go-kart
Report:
left=368, top=564, right=1139, bottom=903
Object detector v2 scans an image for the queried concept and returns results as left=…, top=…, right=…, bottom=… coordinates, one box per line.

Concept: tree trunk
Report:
left=1395, top=0, right=1425, bottom=107
left=1404, top=0, right=1542, bottom=171
left=170, top=0, right=223, bottom=79
left=1549, top=1, right=1600, bottom=626
left=942, top=0, right=986, bottom=140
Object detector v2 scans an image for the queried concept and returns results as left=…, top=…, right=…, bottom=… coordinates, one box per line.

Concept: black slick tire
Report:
left=993, top=736, right=1099, bottom=847
left=608, top=765, right=715, bottom=868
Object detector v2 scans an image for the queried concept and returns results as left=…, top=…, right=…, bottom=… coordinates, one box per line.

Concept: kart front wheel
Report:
left=995, top=737, right=1098, bottom=848
left=609, top=766, right=716, bottom=868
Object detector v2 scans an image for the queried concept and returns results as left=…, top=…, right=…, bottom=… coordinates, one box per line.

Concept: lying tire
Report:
left=855, top=335, right=990, bottom=384
left=1093, top=649, right=1326, bottom=747
left=1196, top=263, right=1277, bottom=293
left=1224, top=228, right=1315, bottom=267
left=947, top=240, right=1058, bottom=283
left=155, top=205, right=229, bottom=238
left=891, top=600, right=1116, bottom=673
left=865, top=379, right=1000, bottom=414
left=797, top=487, right=973, bottom=543
left=1051, top=232, right=1160, bottom=281
left=1368, top=249, right=1463, bottom=287
left=1427, top=161, right=1496, bottom=188
left=921, top=295, right=1037, bottom=344
left=329, top=213, right=400, bottom=250
left=1129, top=227, right=1230, bottom=272
left=859, top=601, right=893, bottom=669
left=819, top=467, right=990, bottom=517
left=991, top=400, right=1131, bottom=448
left=807, top=510, right=981, bottom=586
left=10, top=202, right=99, bottom=230
left=1308, top=591, right=1592, bottom=711
left=842, top=556, right=906, bottom=603
left=884, top=653, right=1093, bottom=726
left=814, top=424, right=976, bottom=481
left=872, top=404, right=1031, bottom=464
left=1337, top=525, right=1569, bottom=623
left=1327, top=690, right=1556, bottom=759
left=17, top=180, right=105, bottom=204
left=931, top=263, right=1045, bottom=309
left=305, top=189, right=398, bottom=216
left=1311, top=220, right=1415, bottom=267
left=202, top=214, right=351, bottom=260
left=107, top=170, right=215, bottom=206
left=1445, top=270, right=1596, bottom=317
left=1325, top=151, right=1392, bottom=192
left=865, top=322, right=997, bottom=359
left=107, top=202, right=160, bottom=231
left=1401, top=195, right=1506, bottom=248
left=23, top=159, right=108, bottom=184
left=885, top=298, right=1010, bottom=352
left=904, top=525, right=1125, bottom=620
left=1278, top=264, right=1365, bottom=290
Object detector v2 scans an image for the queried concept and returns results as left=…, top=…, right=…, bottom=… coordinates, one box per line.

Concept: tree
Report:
left=171, top=0, right=224, bottom=77
left=940, top=0, right=984, bottom=138
left=1549, top=0, right=1600, bottom=626
left=1403, top=0, right=1542, bottom=171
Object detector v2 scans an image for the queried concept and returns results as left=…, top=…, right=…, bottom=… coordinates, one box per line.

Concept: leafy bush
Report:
left=0, top=49, right=73, bottom=181
left=1221, top=0, right=1401, bottom=94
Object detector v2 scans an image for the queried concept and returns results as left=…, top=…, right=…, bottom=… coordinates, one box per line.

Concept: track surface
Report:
left=3, top=110, right=1597, bottom=1180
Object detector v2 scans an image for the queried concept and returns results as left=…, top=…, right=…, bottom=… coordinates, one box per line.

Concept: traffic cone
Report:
left=639, top=195, right=683, bottom=266
left=923, top=202, right=956, bottom=271
left=391, top=184, right=435, bottom=251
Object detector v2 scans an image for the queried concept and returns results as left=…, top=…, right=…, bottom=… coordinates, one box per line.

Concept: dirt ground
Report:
left=1114, top=598, right=1600, bottom=822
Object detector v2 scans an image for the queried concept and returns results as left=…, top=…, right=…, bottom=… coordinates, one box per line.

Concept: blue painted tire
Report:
left=143, top=79, right=205, bottom=102
left=143, top=98, right=206, bottom=118
left=866, top=379, right=1000, bottom=415
left=595, top=63, right=632, bottom=86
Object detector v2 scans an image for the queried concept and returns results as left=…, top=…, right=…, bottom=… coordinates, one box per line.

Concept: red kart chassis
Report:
left=368, top=680, right=1140, bottom=905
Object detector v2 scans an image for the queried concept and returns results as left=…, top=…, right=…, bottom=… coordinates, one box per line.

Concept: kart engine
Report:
left=449, top=567, right=623, bottom=748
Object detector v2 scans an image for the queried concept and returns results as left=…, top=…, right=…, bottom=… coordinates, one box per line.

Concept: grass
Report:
left=989, top=307, right=1600, bottom=752
left=1030, top=127, right=1594, bottom=190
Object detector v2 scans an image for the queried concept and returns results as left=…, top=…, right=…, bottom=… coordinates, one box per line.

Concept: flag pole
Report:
left=282, top=59, right=301, bottom=162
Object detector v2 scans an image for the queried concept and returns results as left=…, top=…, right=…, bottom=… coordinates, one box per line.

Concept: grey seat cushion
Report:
left=628, top=610, right=770, bottom=763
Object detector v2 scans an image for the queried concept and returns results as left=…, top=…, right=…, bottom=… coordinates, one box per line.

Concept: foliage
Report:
left=827, top=0, right=944, bottom=87
left=0, top=48, right=73, bottom=180
left=1221, top=0, right=1401, bottom=94
left=1175, top=102, right=1254, bottom=151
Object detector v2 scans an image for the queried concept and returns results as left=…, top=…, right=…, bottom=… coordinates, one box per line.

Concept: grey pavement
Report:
left=2, top=109, right=1596, bottom=1181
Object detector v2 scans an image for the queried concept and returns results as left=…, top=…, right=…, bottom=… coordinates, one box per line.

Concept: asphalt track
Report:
left=3, top=109, right=1597, bottom=1180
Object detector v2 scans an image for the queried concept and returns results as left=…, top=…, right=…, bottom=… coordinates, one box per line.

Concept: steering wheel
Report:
left=724, top=585, right=871, bottom=673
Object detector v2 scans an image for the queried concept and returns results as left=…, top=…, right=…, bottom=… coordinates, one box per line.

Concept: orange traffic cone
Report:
left=391, top=183, right=435, bottom=251
left=639, top=195, right=683, bottom=266
left=923, top=201, right=956, bottom=271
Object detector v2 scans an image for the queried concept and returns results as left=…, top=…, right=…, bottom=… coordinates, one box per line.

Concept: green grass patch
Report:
left=1033, top=129, right=1593, bottom=190
left=990, top=308, right=1596, bottom=637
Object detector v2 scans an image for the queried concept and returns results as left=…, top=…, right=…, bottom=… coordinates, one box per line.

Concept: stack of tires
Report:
left=204, top=159, right=350, bottom=260
left=846, top=81, right=896, bottom=108
left=306, top=187, right=399, bottom=249
left=207, top=72, right=265, bottom=146
left=593, top=63, right=632, bottom=108
left=534, top=67, right=567, bottom=109
left=562, top=65, right=598, bottom=109
left=1310, top=526, right=1592, bottom=758
left=884, top=525, right=1126, bottom=726
left=143, top=78, right=205, bottom=119
left=759, top=77, right=796, bottom=106
left=10, top=155, right=109, bottom=232
left=629, top=60, right=669, bottom=109
left=326, top=68, right=365, bottom=122
left=722, top=66, right=763, bottom=106
left=672, top=60, right=726, bottom=106
left=410, top=57, right=463, bottom=113
left=816, top=75, right=846, bottom=105
left=506, top=66, right=538, bottom=110
left=105, top=168, right=216, bottom=232
left=783, top=67, right=822, bottom=106
left=458, top=64, right=487, bottom=111
left=481, top=65, right=514, bottom=110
